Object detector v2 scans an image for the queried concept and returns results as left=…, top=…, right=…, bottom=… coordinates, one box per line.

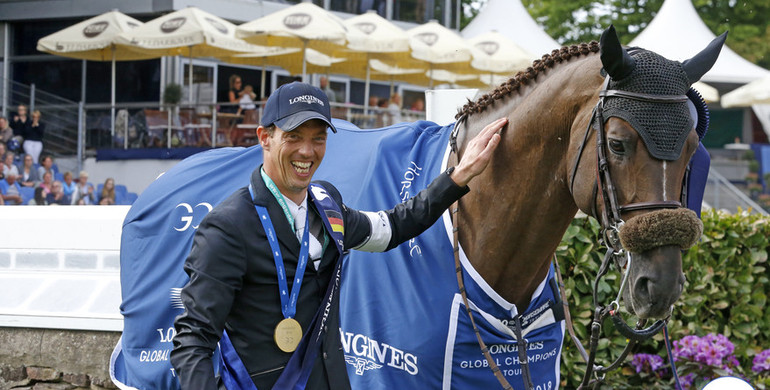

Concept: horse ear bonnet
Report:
left=599, top=28, right=725, bottom=160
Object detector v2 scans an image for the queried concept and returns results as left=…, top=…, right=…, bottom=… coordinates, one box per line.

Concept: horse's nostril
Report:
left=634, top=276, right=652, bottom=302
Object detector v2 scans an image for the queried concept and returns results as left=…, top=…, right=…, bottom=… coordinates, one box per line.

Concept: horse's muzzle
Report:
left=617, top=208, right=701, bottom=319
left=618, top=208, right=703, bottom=253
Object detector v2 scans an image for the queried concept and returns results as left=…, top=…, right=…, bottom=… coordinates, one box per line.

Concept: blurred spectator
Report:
left=37, top=155, right=55, bottom=179
left=320, top=76, right=338, bottom=103
left=75, top=170, right=95, bottom=205
left=3, top=151, right=19, bottom=177
left=0, top=143, right=6, bottom=162
left=0, top=117, right=12, bottom=144
left=24, top=110, right=45, bottom=164
left=19, top=154, right=40, bottom=187
left=238, top=85, right=257, bottom=113
left=410, top=98, right=425, bottom=112
left=61, top=171, right=77, bottom=203
left=99, top=178, right=116, bottom=205
left=46, top=180, right=71, bottom=205
left=10, top=104, right=30, bottom=141
left=39, top=171, right=54, bottom=196
left=28, top=186, right=47, bottom=205
left=227, top=74, right=244, bottom=113
left=386, top=93, right=402, bottom=126
left=1, top=172, right=23, bottom=205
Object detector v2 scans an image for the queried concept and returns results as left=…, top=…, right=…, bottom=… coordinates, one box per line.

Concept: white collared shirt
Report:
left=284, top=193, right=323, bottom=269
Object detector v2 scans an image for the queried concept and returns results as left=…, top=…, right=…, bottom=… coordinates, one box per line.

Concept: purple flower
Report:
left=753, top=349, right=770, bottom=373
left=631, top=353, right=665, bottom=374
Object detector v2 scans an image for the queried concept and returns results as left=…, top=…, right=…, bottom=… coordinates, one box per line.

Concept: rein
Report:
left=567, top=75, right=687, bottom=389
left=448, top=73, right=690, bottom=389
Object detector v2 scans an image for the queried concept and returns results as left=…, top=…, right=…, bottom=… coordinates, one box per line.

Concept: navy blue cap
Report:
left=261, top=82, right=337, bottom=133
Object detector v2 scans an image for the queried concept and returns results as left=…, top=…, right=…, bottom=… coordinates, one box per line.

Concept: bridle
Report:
left=566, top=74, right=691, bottom=389
left=449, top=72, right=693, bottom=390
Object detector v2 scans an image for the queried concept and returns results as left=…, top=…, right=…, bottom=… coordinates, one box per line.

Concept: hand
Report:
left=450, top=117, right=507, bottom=187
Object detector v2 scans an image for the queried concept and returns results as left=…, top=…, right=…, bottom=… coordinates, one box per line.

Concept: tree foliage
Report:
left=461, top=0, right=770, bottom=70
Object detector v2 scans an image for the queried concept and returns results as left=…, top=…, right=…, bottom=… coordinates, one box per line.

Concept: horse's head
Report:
left=571, top=26, right=725, bottom=319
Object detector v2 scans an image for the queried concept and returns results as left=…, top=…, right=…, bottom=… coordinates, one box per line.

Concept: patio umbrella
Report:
left=236, top=2, right=347, bottom=82
left=721, top=75, right=770, bottom=108
left=692, top=81, right=720, bottom=103
left=116, top=7, right=258, bottom=103
left=405, top=20, right=475, bottom=88
left=37, top=10, right=153, bottom=135
left=223, top=48, right=347, bottom=96
left=340, top=11, right=410, bottom=112
left=467, top=31, right=534, bottom=85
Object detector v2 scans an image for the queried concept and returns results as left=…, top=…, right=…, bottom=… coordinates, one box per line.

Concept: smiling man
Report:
left=171, top=82, right=507, bottom=390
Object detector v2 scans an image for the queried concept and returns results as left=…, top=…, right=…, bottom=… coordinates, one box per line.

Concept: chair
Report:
left=54, top=172, right=64, bottom=182
left=233, top=109, right=259, bottom=147
left=19, top=186, right=34, bottom=205
left=144, top=109, right=184, bottom=148
left=123, top=192, right=139, bottom=205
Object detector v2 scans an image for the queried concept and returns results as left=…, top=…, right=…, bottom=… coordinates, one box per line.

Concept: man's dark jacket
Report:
left=171, top=167, right=468, bottom=389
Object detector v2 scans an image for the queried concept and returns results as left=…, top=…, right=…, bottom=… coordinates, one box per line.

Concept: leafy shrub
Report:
left=556, top=209, right=770, bottom=389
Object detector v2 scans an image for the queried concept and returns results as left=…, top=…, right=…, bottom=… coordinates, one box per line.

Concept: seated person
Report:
left=37, top=154, right=55, bottom=179
left=19, top=154, right=41, bottom=187
left=46, top=180, right=71, bottom=205
left=61, top=171, right=77, bottom=203
left=1, top=172, right=23, bottom=205
left=3, top=151, right=19, bottom=178
left=75, top=170, right=95, bottom=205
left=39, top=171, right=53, bottom=196
left=99, top=178, right=116, bottom=205
left=28, top=186, right=47, bottom=205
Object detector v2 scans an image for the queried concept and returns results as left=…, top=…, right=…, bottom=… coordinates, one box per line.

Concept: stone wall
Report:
left=0, top=328, right=120, bottom=389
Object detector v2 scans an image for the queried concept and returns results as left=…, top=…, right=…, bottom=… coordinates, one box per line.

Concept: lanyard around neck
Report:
left=249, top=184, right=310, bottom=320
left=260, top=167, right=297, bottom=229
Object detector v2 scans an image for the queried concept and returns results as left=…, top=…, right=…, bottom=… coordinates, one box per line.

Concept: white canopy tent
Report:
left=461, top=0, right=560, bottom=59
left=629, top=0, right=770, bottom=84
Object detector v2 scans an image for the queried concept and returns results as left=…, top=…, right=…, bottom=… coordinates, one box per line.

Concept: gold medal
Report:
left=274, top=318, right=303, bottom=353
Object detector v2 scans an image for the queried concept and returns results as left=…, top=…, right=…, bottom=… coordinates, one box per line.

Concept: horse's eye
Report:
left=609, top=139, right=625, bottom=154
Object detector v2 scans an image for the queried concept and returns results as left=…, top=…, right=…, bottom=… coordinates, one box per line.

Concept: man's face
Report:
left=6, top=174, right=15, bottom=184
left=0, top=118, right=7, bottom=129
left=17, top=106, right=26, bottom=116
left=52, top=181, right=62, bottom=194
left=24, top=155, right=33, bottom=167
left=43, top=157, right=52, bottom=169
left=260, top=119, right=328, bottom=201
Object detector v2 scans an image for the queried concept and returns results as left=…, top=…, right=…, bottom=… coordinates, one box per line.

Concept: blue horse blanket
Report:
left=111, top=117, right=706, bottom=389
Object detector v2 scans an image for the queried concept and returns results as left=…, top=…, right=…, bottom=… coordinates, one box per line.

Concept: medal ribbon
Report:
left=261, top=167, right=295, bottom=229
left=249, top=184, right=310, bottom=320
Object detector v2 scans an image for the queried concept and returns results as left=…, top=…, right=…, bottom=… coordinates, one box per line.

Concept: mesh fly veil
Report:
left=602, top=49, right=696, bottom=161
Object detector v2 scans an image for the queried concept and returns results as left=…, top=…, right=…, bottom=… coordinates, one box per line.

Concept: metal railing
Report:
left=703, top=168, right=768, bottom=215
left=0, top=78, right=427, bottom=169
left=3, top=79, right=80, bottom=158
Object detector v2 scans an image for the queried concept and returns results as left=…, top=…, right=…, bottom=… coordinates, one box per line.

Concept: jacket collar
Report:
left=249, top=165, right=302, bottom=258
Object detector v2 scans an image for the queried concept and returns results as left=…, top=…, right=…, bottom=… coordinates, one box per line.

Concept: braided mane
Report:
left=456, top=41, right=600, bottom=119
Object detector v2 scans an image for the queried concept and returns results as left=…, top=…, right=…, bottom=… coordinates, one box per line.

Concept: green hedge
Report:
left=556, top=209, right=770, bottom=389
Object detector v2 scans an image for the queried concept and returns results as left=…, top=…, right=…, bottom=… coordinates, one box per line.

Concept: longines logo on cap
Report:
left=161, top=17, right=187, bottom=33
left=205, top=17, right=228, bottom=34
left=283, top=13, right=312, bottom=29
left=476, top=41, right=499, bottom=56
left=83, top=21, right=109, bottom=38
left=354, top=22, right=376, bottom=35
left=289, top=94, right=325, bottom=106
left=415, top=32, right=438, bottom=46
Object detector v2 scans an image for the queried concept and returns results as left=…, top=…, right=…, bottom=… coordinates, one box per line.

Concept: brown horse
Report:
left=451, top=26, right=723, bottom=323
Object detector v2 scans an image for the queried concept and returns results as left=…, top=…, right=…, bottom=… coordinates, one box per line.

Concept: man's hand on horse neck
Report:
left=451, top=117, right=507, bottom=187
